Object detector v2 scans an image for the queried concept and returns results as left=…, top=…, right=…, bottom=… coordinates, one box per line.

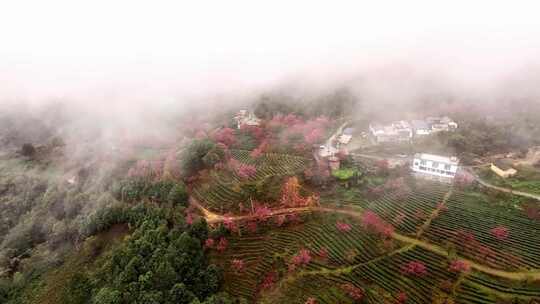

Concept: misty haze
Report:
left=1, top=1, right=540, bottom=304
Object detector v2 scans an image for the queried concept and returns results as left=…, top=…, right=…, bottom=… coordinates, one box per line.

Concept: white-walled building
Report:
left=412, top=153, right=459, bottom=178
left=411, top=120, right=431, bottom=136
left=338, top=134, right=352, bottom=144
left=426, top=116, right=458, bottom=132
left=234, top=110, right=261, bottom=129
left=369, top=121, right=412, bottom=143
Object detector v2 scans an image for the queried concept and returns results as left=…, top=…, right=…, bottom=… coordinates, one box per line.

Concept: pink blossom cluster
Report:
left=253, top=205, right=271, bottom=221
left=213, top=127, right=237, bottom=147
left=341, top=283, right=364, bottom=301
left=216, top=237, right=228, bottom=252
left=454, top=172, right=475, bottom=188
left=250, top=139, right=269, bottom=158
left=361, top=211, right=394, bottom=238
left=401, top=261, right=427, bottom=277
left=268, top=114, right=331, bottom=151
left=304, top=297, right=317, bottom=304
left=231, top=259, right=245, bottom=272
left=222, top=216, right=238, bottom=233
left=396, top=291, right=408, bottom=303
left=204, top=238, right=215, bottom=249
left=490, top=226, right=510, bottom=241
left=289, top=249, right=312, bottom=272
left=336, top=221, right=352, bottom=233
left=236, top=164, right=257, bottom=179
left=127, top=159, right=164, bottom=180
left=226, top=158, right=257, bottom=179
left=449, top=259, right=471, bottom=273
left=240, top=125, right=266, bottom=141
left=260, top=271, right=278, bottom=290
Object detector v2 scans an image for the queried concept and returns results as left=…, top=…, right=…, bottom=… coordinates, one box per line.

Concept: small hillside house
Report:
left=234, top=110, right=261, bottom=129
left=412, top=153, right=459, bottom=178
left=319, top=145, right=338, bottom=158
left=369, top=121, right=412, bottom=143
left=338, top=134, right=352, bottom=145
left=426, top=116, right=458, bottom=132
left=490, top=162, right=517, bottom=178
left=410, top=120, right=431, bottom=136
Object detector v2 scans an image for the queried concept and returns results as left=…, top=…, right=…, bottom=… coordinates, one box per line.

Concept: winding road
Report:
left=464, top=167, right=540, bottom=201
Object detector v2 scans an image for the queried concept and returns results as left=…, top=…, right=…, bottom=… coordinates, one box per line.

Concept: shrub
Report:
left=168, top=182, right=189, bottom=206
left=21, top=143, right=36, bottom=157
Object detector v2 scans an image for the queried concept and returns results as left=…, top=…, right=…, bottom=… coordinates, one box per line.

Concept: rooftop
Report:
left=411, top=120, right=429, bottom=129
left=414, top=153, right=459, bottom=165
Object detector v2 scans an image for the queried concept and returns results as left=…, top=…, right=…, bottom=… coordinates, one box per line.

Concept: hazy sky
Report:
left=1, top=1, right=540, bottom=103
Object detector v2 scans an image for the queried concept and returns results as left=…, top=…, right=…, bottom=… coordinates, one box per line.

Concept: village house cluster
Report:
left=369, top=116, right=458, bottom=144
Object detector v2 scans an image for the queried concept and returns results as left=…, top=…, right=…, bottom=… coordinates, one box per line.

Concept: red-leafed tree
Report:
left=204, top=238, right=215, bottom=249
left=401, top=261, right=427, bottom=277
left=289, top=248, right=312, bottom=272
left=304, top=297, right=317, bottom=304
left=213, top=127, right=237, bottom=147
left=216, top=237, right=228, bottom=252
left=274, top=214, right=287, bottom=227
left=341, top=283, right=364, bottom=302
left=231, top=259, right=245, bottom=273
left=304, top=128, right=324, bottom=145
left=336, top=221, right=352, bottom=233
left=361, top=211, right=394, bottom=238
left=449, top=259, right=471, bottom=273
left=246, top=221, right=258, bottom=234
left=376, top=159, right=390, bottom=175
left=490, top=226, right=509, bottom=241
left=236, top=164, right=257, bottom=179
left=253, top=205, right=271, bottom=222
left=162, top=150, right=182, bottom=180
left=222, top=216, right=239, bottom=234
left=186, top=213, right=194, bottom=225
left=260, top=271, right=278, bottom=290
left=318, top=247, right=329, bottom=261
left=280, top=176, right=318, bottom=207
left=454, top=172, right=475, bottom=189
left=250, top=139, right=269, bottom=158
left=523, top=203, right=540, bottom=220
left=396, top=291, right=408, bottom=304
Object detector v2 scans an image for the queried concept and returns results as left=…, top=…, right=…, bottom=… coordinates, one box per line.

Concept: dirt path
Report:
left=464, top=168, right=540, bottom=201
left=415, top=188, right=453, bottom=238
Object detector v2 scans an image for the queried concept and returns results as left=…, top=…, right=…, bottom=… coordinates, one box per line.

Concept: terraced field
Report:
left=192, top=150, right=309, bottom=213
left=208, top=178, right=540, bottom=303
left=321, top=181, right=452, bottom=235
left=214, top=211, right=540, bottom=304
left=213, top=214, right=404, bottom=302
left=423, top=189, right=540, bottom=271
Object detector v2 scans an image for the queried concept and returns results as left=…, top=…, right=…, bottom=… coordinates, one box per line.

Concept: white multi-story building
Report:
left=412, top=153, right=459, bottom=178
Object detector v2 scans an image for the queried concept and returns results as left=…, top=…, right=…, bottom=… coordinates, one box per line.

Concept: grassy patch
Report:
left=332, top=168, right=359, bottom=180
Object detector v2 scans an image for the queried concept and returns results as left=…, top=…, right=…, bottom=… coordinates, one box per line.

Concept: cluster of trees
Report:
left=113, top=179, right=187, bottom=206
left=280, top=177, right=319, bottom=208
left=60, top=204, right=237, bottom=304
left=432, top=116, right=534, bottom=161
left=181, top=139, right=226, bottom=178
left=253, top=88, right=358, bottom=120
